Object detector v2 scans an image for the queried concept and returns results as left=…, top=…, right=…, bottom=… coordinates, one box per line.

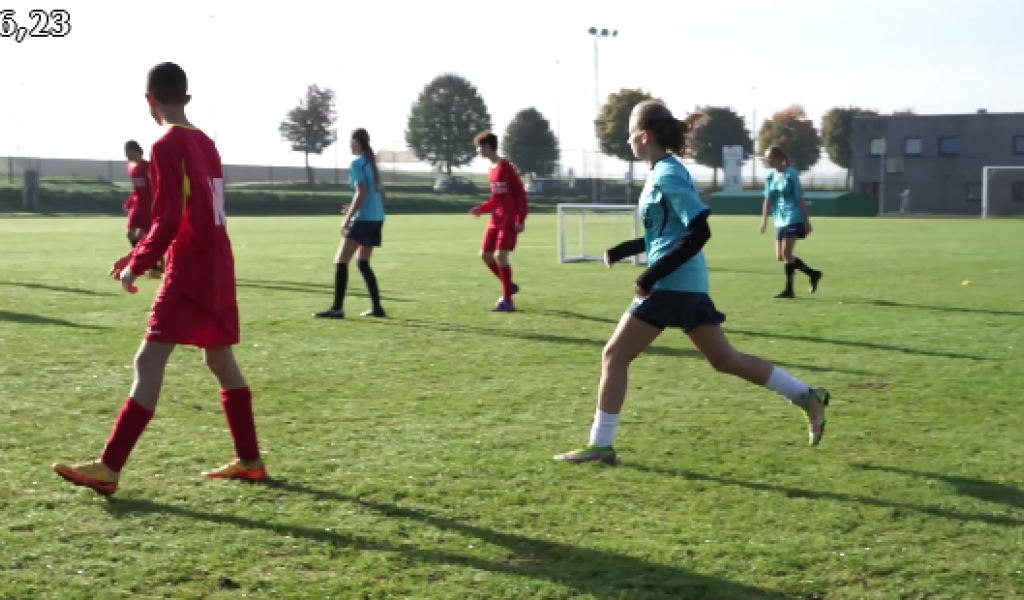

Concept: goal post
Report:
left=982, top=166, right=1024, bottom=219
left=557, top=203, right=645, bottom=265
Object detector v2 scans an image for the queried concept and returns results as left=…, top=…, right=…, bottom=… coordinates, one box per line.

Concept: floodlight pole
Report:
left=589, top=27, right=618, bottom=204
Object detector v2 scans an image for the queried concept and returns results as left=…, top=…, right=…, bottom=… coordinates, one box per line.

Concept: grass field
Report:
left=0, top=214, right=1022, bottom=599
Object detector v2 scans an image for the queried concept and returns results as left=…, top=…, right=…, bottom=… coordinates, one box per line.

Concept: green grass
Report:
left=0, top=215, right=1022, bottom=599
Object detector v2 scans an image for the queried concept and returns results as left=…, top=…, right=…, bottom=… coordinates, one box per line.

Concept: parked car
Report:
left=434, top=176, right=479, bottom=195
left=525, top=178, right=564, bottom=199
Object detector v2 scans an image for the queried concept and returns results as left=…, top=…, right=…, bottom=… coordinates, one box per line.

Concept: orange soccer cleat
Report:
left=53, top=460, right=120, bottom=496
left=202, top=458, right=268, bottom=481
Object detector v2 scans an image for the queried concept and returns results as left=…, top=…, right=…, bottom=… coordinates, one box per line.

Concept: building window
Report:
left=939, top=136, right=959, bottom=156
left=1013, top=182, right=1024, bottom=203
left=966, top=182, right=982, bottom=202
left=904, top=138, right=923, bottom=156
left=1015, top=136, right=1024, bottom=155
left=870, top=138, right=886, bottom=156
left=886, top=157, right=904, bottom=174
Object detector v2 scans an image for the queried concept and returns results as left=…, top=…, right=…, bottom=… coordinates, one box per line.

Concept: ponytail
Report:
left=352, top=128, right=382, bottom=192
left=767, top=145, right=790, bottom=166
left=636, top=100, right=705, bottom=156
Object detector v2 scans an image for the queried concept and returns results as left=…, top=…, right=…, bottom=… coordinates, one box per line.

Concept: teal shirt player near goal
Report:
left=764, top=166, right=804, bottom=227
left=639, top=157, right=710, bottom=294
left=349, top=155, right=385, bottom=222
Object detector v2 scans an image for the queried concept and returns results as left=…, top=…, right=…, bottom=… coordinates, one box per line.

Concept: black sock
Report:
left=357, top=260, right=382, bottom=311
left=332, top=263, right=349, bottom=311
left=784, top=262, right=796, bottom=292
left=793, top=257, right=816, bottom=276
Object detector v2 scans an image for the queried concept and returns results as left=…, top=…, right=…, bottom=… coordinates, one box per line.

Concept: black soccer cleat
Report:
left=775, top=290, right=795, bottom=299
left=314, top=308, right=345, bottom=319
left=809, top=271, right=823, bottom=294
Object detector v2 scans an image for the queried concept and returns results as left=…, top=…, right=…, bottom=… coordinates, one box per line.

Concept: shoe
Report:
left=202, top=458, right=268, bottom=481
left=809, top=271, right=823, bottom=294
left=314, top=309, right=345, bottom=319
left=360, top=308, right=386, bottom=318
left=53, top=460, right=119, bottom=496
left=512, top=283, right=520, bottom=296
left=554, top=445, right=617, bottom=464
left=775, top=290, right=795, bottom=299
left=491, top=301, right=516, bottom=313
left=803, top=388, right=830, bottom=446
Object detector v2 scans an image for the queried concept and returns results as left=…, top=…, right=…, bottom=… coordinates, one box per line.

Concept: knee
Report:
left=602, top=341, right=631, bottom=370
left=134, top=347, right=165, bottom=373
left=480, top=251, right=495, bottom=263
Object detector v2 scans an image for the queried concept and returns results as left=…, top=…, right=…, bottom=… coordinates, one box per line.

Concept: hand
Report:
left=110, top=254, right=131, bottom=280
left=341, top=219, right=352, bottom=235
left=759, top=222, right=767, bottom=235
left=469, top=206, right=483, bottom=217
left=634, top=283, right=651, bottom=298
left=341, top=203, right=351, bottom=215
left=120, top=267, right=139, bottom=294
left=515, top=222, right=525, bottom=234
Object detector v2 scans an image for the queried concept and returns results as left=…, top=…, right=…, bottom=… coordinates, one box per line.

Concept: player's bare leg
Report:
left=356, top=245, right=385, bottom=317
left=201, top=346, right=266, bottom=480
left=555, top=314, right=661, bottom=463
left=687, top=323, right=829, bottom=445
left=53, top=340, right=175, bottom=495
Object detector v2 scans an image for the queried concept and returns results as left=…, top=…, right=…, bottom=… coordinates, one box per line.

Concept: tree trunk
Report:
left=305, top=152, right=313, bottom=189
left=846, top=169, right=852, bottom=190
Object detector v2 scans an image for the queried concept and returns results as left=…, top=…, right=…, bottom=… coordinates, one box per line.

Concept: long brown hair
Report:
left=634, top=100, right=706, bottom=156
left=352, top=128, right=381, bottom=192
left=766, top=145, right=790, bottom=166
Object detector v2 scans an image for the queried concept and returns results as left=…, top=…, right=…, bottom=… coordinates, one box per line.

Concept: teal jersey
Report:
left=349, top=156, right=385, bottom=222
left=764, top=166, right=804, bottom=227
left=638, top=156, right=710, bottom=294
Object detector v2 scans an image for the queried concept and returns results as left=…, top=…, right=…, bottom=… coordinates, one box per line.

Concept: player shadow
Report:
left=235, top=278, right=410, bottom=302
left=0, top=310, right=103, bottom=329
left=727, top=329, right=988, bottom=361
left=0, top=281, right=117, bottom=297
left=624, top=463, right=1024, bottom=528
left=851, top=464, right=1024, bottom=510
left=380, top=318, right=878, bottom=377
left=534, top=309, right=619, bottom=325
left=103, top=480, right=798, bottom=600
left=850, top=298, right=1024, bottom=318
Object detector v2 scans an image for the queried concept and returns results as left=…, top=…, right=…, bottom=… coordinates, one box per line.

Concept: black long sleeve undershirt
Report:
left=605, top=237, right=646, bottom=265
left=635, top=210, right=711, bottom=293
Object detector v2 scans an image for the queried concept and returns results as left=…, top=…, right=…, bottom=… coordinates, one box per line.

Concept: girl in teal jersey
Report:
left=760, top=146, right=823, bottom=298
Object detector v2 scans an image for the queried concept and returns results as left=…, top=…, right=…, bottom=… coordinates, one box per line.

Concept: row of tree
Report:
left=279, top=74, right=908, bottom=187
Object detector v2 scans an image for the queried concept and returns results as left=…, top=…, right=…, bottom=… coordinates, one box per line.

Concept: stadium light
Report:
left=588, top=27, right=619, bottom=203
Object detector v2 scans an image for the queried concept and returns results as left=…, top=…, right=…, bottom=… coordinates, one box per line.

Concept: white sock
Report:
left=764, top=367, right=811, bottom=406
left=589, top=409, right=620, bottom=448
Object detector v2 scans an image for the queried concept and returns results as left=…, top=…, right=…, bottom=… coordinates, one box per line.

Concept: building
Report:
left=851, top=112, right=1024, bottom=216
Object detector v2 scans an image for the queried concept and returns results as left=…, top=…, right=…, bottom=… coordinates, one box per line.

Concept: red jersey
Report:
left=124, top=160, right=153, bottom=229
left=479, top=159, right=528, bottom=230
left=129, top=125, right=236, bottom=315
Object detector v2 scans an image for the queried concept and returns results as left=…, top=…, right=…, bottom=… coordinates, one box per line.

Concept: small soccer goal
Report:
left=557, top=203, right=645, bottom=265
left=982, top=166, right=1024, bottom=219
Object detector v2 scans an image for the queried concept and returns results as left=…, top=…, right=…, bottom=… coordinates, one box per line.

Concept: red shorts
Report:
left=482, top=227, right=518, bottom=252
left=146, top=297, right=240, bottom=348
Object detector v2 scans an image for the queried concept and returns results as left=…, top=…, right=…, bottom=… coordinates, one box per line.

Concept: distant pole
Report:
left=588, top=27, right=618, bottom=203
left=555, top=59, right=561, bottom=178
left=879, top=139, right=886, bottom=215
left=751, top=86, right=758, bottom=186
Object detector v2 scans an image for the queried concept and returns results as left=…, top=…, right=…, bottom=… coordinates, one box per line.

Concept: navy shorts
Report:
left=627, top=290, right=726, bottom=333
left=346, top=220, right=383, bottom=247
left=775, top=222, right=807, bottom=241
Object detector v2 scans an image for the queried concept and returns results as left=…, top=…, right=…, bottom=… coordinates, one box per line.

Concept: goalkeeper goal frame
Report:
left=556, top=203, right=645, bottom=265
left=982, top=166, right=1024, bottom=219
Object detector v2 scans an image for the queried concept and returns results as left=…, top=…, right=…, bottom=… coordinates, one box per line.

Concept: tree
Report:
left=690, top=106, right=754, bottom=189
left=822, top=106, right=879, bottom=188
left=758, top=105, right=821, bottom=173
left=893, top=108, right=917, bottom=116
left=596, top=88, right=657, bottom=199
left=503, top=108, right=560, bottom=177
left=406, top=74, right=492, bottom=175
left=278, top=84, right=337, bottom=187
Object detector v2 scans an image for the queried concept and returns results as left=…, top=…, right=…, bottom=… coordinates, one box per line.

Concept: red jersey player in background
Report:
left=53, top=62, right=266, bottom=496
left=469, top=132, right=528, bottom=312
left=122, top=140, right=163, bottom=278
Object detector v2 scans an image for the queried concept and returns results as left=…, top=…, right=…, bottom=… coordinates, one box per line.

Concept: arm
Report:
left=509, top=166, right=528, bottom=228
left=344, top=185, right=368, bottom=226
left=127, top=146, right=182, bottom=276
left=635, top=210, right=711, bottom=293
left=605, top=238, right=645, bottom=265
left=792, top=173, right=811, bottom=232
left=760, top=174, right=771, bottom=233
left=470, top=196, right=496, bottom=217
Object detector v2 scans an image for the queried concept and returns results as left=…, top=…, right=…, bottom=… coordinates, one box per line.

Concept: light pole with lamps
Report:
left=588, top=27, right=617, bottom=203
left=750, top=86, right=757, bottom=186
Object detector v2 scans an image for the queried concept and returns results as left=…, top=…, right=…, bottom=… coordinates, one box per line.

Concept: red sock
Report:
left=220, top=387, right=260, bottom=462
left=499, top=266, right=514, bottom=302
left=485, top=260, right=501, bottom=281
left=100, top=398, right=154, bottom=472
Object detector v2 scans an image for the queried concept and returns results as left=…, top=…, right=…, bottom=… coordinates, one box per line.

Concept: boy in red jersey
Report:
left=122, top=140, right=163, bottom=278
left=53, top=62, right=265, bottom=496
left=469, top=132, right=528, bottom=312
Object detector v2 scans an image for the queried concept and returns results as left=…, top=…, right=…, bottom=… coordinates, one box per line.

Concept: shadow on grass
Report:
left=377, top=318, right=877, bottom=377
left=103, top=479, right=798, bottom=600
left=0, top=281, right=117, bottom=297
left=852, top=464, right=1024, bottom=510
left=0, top=310, right=103, bottom=329
left=236, top=278, right=411, bottom=303
left=534, top=309, right=986, bottom=361
left=625, top=463, right=1024, bottom=528
left=850, top=298, right=1024, bottom=318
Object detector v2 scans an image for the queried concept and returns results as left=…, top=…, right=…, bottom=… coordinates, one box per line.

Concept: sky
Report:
left=1, top=0, right=1022, bottom=180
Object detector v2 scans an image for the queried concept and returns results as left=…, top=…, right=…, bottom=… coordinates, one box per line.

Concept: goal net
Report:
left=982, top=166, right=1024, bottom=219
left=557, top=204, right=645, bottom=265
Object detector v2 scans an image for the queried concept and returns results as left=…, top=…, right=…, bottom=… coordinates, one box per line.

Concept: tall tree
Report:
left=595, top=88, right=657, bottom=199
left=893, top=108, right=917, bottom=116
left=278, top=84, right=337, bottom=187
left=406, top=74, right=492, bottom=175
left=758, top=105, right=822, bottom=173
left=504, top=108, right=560, bottom=177
left=822, top=106, right=879, bottom=188
left=690, top=106, right=754, bottom=189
